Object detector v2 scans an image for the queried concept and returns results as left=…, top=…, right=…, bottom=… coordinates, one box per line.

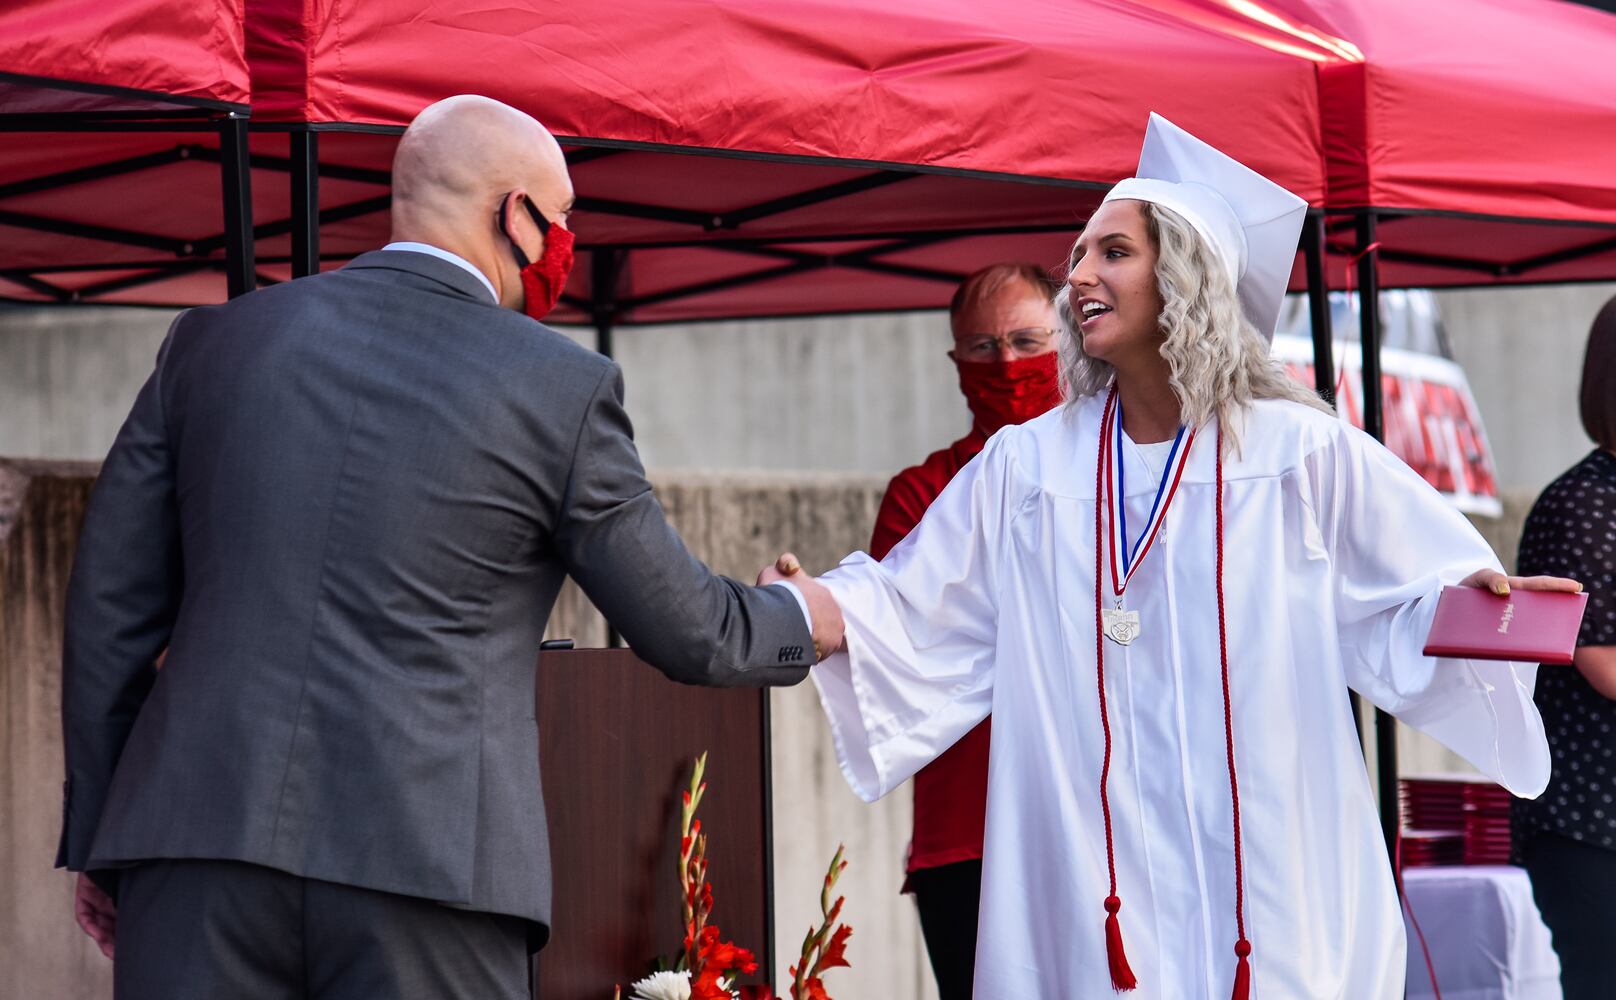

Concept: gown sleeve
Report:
left=813, top=430, right=1022, bottom=802
left=1309, top=422, right=1551, bottom=797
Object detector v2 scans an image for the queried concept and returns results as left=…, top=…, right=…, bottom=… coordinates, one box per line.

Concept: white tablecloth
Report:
left=1402, top=866, right=1562, bottom=1000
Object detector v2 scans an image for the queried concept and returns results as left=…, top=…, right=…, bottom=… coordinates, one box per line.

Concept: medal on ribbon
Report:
left=1100, top=388, right=1196, bottom=646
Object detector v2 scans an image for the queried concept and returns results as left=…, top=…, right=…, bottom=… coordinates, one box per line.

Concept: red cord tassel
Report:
left=1104, top=896, right=1138, bottom=991
left=1230, top=939, right=1252, bottom=1000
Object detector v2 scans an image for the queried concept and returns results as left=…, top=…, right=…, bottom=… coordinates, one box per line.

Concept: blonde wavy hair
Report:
left=1054, top=200, right=1330, bottom=454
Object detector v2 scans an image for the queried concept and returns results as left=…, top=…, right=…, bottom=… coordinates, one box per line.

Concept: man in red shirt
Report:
left=870, top=262, right=1061, bottom=998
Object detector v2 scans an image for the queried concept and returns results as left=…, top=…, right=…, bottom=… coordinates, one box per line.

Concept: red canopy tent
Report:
left=1, top=0, right=249, bottom=112
left=0, top=0, right=259, bottom=301
left=4, top=0, right=1332, bottom=321
left=1170, top=0, right=1616, bottom=287
left=7, top=0, right=1614, bottom=310
left=15, top=0, right=1612, bottom=315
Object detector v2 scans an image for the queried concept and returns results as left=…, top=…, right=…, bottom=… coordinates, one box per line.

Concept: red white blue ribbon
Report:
left=1101, top=386, right=1196, bottom=598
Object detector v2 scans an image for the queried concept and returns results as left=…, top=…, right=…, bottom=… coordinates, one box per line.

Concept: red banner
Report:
left=1272, top=335, right=1501, bottom=516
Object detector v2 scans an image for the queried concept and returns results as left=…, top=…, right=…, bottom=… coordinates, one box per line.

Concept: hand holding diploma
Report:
left=1458, top=568, right=1583, bottom=596
left=1424, top=570, right=1588, bottom=664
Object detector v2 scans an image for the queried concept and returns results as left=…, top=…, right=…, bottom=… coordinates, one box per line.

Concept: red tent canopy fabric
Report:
left=237, top=0, right=1333, bottom=324
left=1170, top=0, right=1616, bottom=287
left=0, top=0, right=252, bottom=304
left=1, top=0, right=1331, bottom=312
left=249, top=0, right=1325, bottom=196
left=0, top=0, right=249, bottom=113
left=0, top=130, right=294, bottom=305
left=4, top=0, right=1615, bottom=310
left=1256, top=0, right=1616, bottom=224
left=254, top=0, right=1616, bottom=315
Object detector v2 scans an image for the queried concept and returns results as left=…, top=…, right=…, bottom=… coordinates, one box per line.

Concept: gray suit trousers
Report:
left=114, top=859, right=529, bottom=1000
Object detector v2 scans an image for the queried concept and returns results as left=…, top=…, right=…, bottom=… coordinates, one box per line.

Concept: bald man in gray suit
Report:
left=58, top=95, right=844, bottom=1000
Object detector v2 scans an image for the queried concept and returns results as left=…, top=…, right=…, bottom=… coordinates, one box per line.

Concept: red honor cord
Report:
left=1092, top=388, right=1250, bottom=997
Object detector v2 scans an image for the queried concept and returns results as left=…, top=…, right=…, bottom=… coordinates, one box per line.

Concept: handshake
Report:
left=758, top=552, right=847, bottom=662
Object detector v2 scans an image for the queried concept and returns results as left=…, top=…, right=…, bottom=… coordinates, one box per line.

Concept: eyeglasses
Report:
left=954, top=326, right=1057, bottom=360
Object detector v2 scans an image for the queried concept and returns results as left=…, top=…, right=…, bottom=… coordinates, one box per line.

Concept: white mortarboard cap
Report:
left=1101, top=113, right=1307, bottom=342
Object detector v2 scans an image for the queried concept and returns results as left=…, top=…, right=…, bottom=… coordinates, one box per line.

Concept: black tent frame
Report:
left=11, top=104, right=1616, bottom=868
left=0, top=71, right=255, bottom=300
left=12, top=116, right=1616, bottom=314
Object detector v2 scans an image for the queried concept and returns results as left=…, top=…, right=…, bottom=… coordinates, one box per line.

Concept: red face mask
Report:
left=953, top=350, right=1063, bottom=436
left=500, top=196, right=575, bottom=320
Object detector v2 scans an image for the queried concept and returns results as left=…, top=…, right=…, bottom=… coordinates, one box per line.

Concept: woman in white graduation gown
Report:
left=772, top=116, right=1578, bottom=999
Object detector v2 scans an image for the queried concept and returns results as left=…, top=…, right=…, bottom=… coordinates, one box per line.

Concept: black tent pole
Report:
left=593, top=248, right=617, bottom=361
left=1302, top=212, right=1336, bottom=405
left=1304, top=212, right=1369, bottom=750
left=1355, top=211, right=1400, bottom=869
left=291, top=130, right=320, bottom=279
left=218, top=112, right=256, bottom=298
left=1357, top=216, right=1385, bottom=444
left=593, top=248, right=623, bottom=648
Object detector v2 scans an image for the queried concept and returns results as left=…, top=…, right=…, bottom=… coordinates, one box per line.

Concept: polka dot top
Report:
left=1512, top=449, right=1616, bottom=852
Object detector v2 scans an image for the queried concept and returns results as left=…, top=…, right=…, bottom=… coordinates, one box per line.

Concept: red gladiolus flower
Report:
left=819, top=926, right=852, bottom=971
left=690, top=971, right=732, bottom=1000
left=688, top=923, right=757, bottom=999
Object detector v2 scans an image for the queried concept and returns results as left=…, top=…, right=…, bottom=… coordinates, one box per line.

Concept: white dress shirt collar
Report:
left=381, top=242, right=498, bottom=304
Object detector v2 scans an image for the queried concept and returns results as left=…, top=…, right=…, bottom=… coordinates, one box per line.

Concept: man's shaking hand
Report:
left=759, top=552, right=845, bottom=661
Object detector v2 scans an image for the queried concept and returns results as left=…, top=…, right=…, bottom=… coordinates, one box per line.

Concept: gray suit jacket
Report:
left=56, top=250, right=814, bottom=943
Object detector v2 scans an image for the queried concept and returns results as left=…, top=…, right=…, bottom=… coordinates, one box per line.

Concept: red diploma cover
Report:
left=1422, top=586, right=1588, bottom=665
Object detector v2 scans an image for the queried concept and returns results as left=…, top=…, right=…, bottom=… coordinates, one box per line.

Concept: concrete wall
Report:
left=0, top=307, right=175, bottom=462
left=8, top=282, right=1610, bottom=492
left=0, top=462, right=108, bottom=1000
left=1437, top=282, right=1616, bottom=498
left=595, top=312, right=967, bottom=478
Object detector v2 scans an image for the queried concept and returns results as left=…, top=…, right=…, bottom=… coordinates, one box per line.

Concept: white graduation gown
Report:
left=813, top=394, right=1549, bottom=1000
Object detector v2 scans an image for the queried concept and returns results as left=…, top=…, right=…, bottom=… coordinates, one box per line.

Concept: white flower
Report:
left=629, top=970, right=691, bottom=1000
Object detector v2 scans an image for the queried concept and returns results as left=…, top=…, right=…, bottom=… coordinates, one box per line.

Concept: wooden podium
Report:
left=533, top=648, right=774, bottom=999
